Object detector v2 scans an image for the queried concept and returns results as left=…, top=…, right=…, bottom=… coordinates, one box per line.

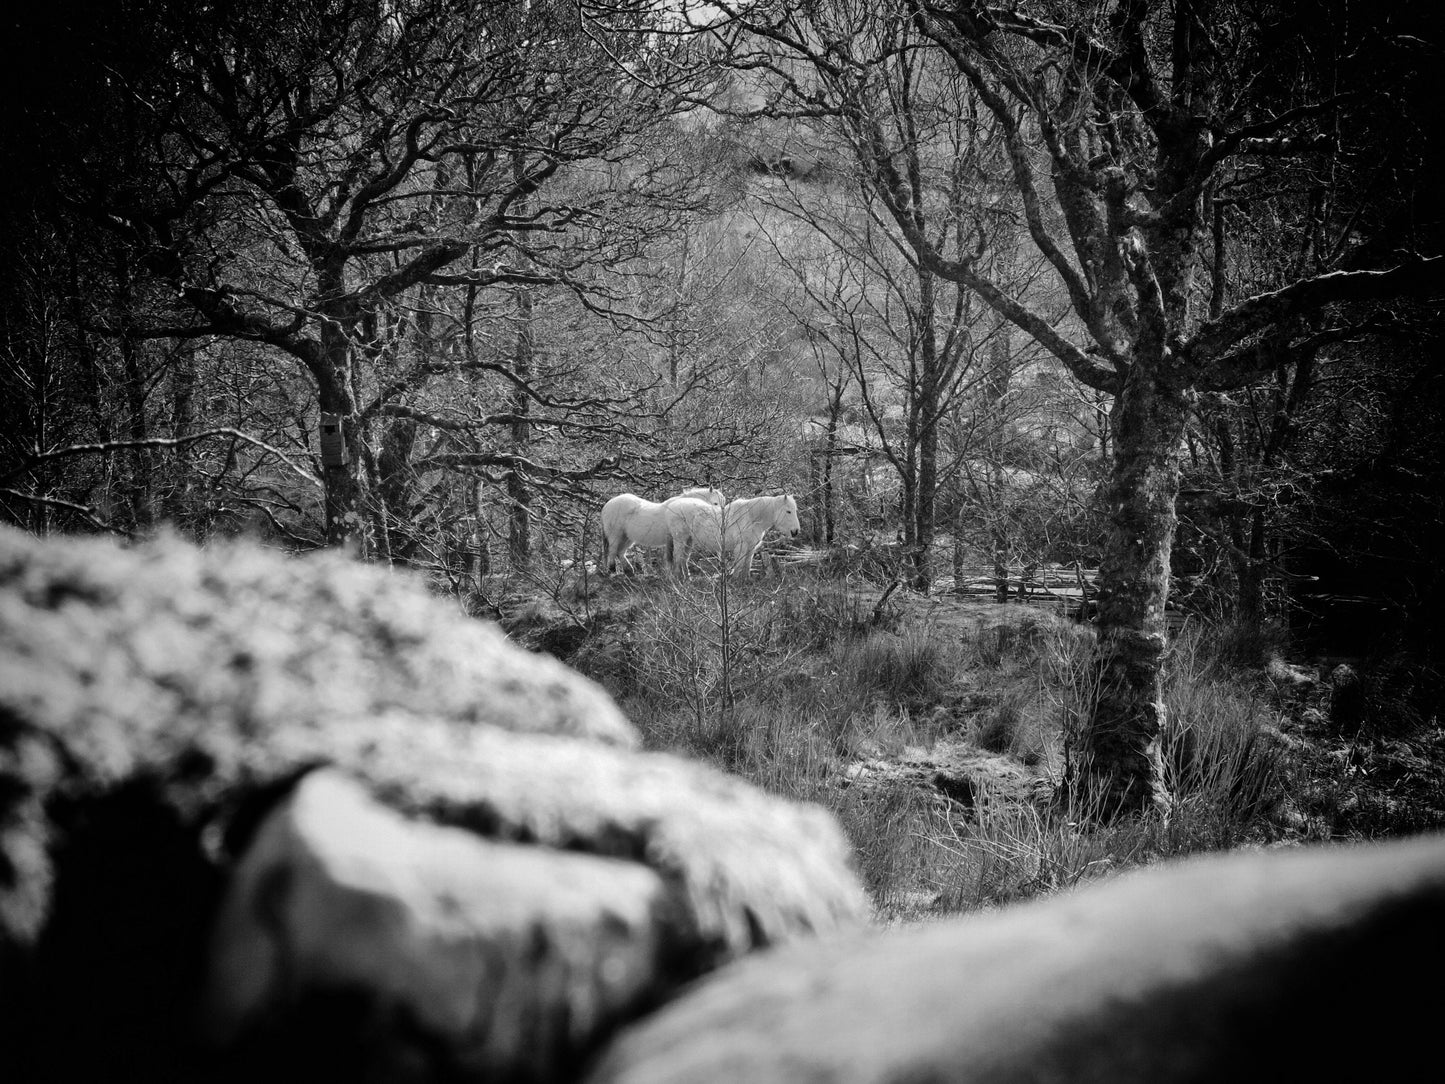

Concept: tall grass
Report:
left=832, top=781, right=954, bottom=918
left=930, top=782, right=1154, bottom=912
left=576, top=572, right=1337, bottom=923
left=1158, top=625, right=1283, bottom=849
left=841, top=626, right=958, bottom=708
left=923, top=619, right=1291, bottom=917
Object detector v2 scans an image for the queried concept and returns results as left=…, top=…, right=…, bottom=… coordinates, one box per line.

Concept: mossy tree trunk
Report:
left=1083, top=368, right=1193, bottom=811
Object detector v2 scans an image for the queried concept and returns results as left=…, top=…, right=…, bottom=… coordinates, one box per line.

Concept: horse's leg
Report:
left=751, top=540, right=774, bottom=581
left=724, top=543, right=742, bottom=581
left=739, top=545, right=757, bottom=580
left=666, top=531, right=687, bottom=578
left=662, top=514, right=684, bottom=578
left=729, top=534, right=758, bottom=581
left=604, top=529, right=627, bottom=576
left=682, top=533, right=700, bottom=578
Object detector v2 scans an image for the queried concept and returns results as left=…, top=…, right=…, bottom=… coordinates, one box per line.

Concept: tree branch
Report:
left=5, top=430, right=320, bottom=487
left=0, top=489, right=130, bottom=535
left=1186, top=257, right=1445, bottom=378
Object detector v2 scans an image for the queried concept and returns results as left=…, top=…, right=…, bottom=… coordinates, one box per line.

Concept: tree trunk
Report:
left=990, top=461, right=1009, bottom=604
left=1239, top=510, right=1267, bottom=622
left=507, top=285, right=533, bottom=570
left=1074, top=368, right=1192, bottom=814
left=823, top=389, right=841, bottom=545
left=983, top=325, right=1013, bottom=604
left=467, top=479, right=491, bottom=581
left=952, top=516, right=966, bottom=593
left=316, top=314, right=366, bottom=554
left=992, top=532, right=1010, bottom=604
left=807, top=450, right=824, bottom=546
left=377, top=416, right=419, bottom=564
left=914, top=423, right=937, bottom=593
left=115, top=252, right=153, bottom=530
left=909, top=272, right=942, bottom=594
left=668, top=231, right=690, bottom=386
left=166, top=340, right=197, bottom=529
left=376, top=288, right=432, bottom=565
left=361, top=437, right=393, bottom=565
left=307, top=255, right=374, bottom=556
left=899, top=467, right=918, bottom=586
left=319, top=404, right=364, bottom=552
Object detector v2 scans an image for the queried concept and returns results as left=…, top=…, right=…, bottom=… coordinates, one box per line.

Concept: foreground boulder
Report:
left=587, top=832, right=1445, bottom=1083
left=0, top=526, right=867, bottom=1082
left=203, top=770, right=677, bottom=1081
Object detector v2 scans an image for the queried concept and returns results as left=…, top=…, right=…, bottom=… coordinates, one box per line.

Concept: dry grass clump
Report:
left=930, top=784, right=1153, bottom=912
left=1159, top=637, right=1282, bottom=849
left=962, top=609, right=1058, bottom=671
left=768, top=581, right=876, bottom=650
left=841, top=626, right=960, bottom=709
left=970, top=688, right=1050, bottom=766
left=830, top=781, right=952, bottom=916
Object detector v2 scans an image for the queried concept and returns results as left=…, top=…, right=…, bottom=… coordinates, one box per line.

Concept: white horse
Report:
left=667, top=494, right=801, bottom=579
left=600, top=487, right=725, bottom=575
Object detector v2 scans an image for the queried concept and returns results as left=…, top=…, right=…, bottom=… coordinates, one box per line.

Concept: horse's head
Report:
left=779, top=495, right=801, bottom=538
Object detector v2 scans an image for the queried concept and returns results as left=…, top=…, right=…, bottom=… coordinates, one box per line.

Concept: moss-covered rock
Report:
left=0, top=527, right=867, bottom=1082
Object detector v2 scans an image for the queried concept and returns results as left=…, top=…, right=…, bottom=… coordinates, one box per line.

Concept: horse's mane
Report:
left=726, top=494, right=793, bottom=509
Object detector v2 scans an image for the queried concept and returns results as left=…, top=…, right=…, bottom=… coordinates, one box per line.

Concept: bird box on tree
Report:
left=319, top=413, right=349, bottom=467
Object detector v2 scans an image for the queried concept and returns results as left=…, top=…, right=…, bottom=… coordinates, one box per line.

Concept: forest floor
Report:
left=493, top=565, right=1445, bottom=922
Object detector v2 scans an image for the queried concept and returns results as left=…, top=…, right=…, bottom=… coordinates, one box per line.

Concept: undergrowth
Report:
left=563, top=569, right=1443, bottom=923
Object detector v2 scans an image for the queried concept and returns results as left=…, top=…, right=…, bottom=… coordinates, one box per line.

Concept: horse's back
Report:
left=601, top=494, right=641, bottom=543
left=675, top=487, right=726, bottom=508
left=602, top=492, right=645, bottom=524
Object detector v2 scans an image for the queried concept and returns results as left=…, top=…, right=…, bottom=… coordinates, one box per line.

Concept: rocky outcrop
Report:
left=0, top=526, right=867, bottom=1082
left=588, top=833, right=1445, bottom=1083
